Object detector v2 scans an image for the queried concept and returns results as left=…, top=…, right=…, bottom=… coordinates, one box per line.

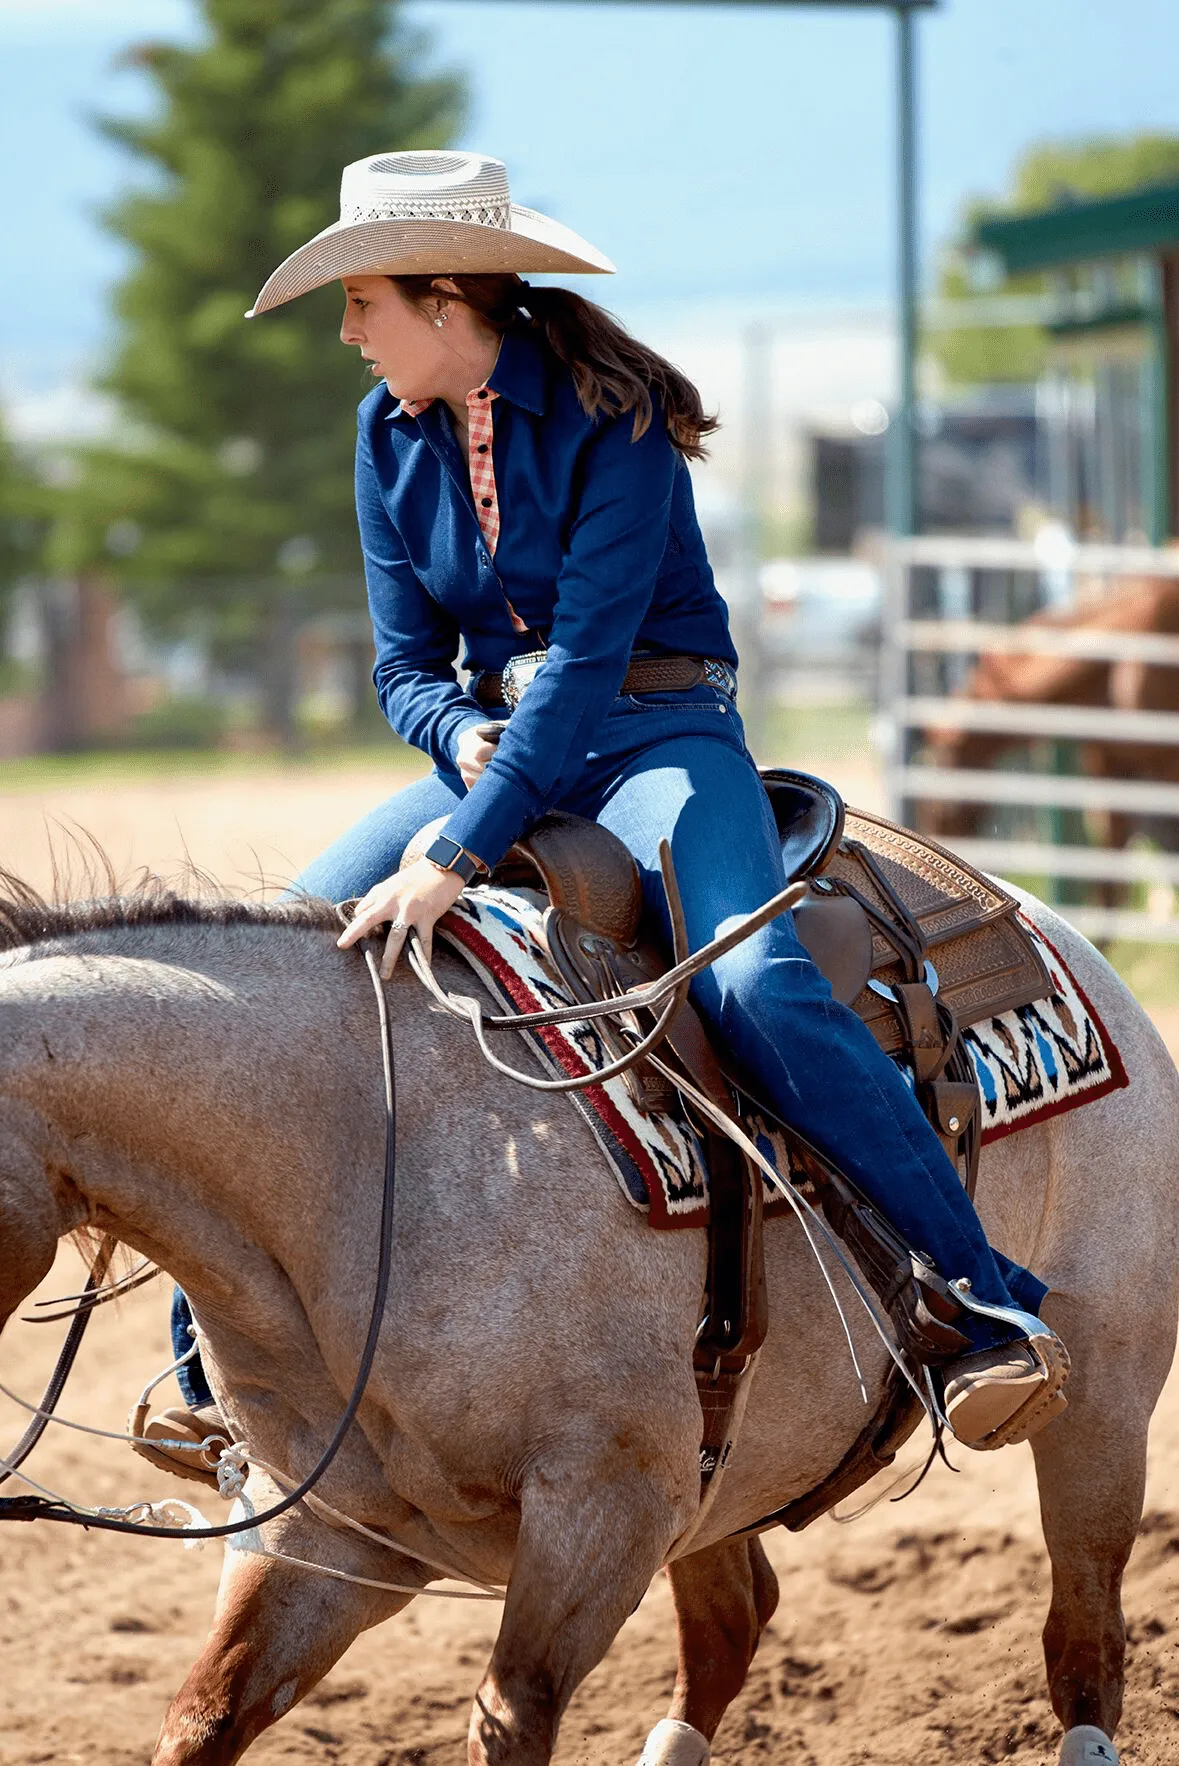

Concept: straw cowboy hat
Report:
left=247, top=150, right=614, bottom=317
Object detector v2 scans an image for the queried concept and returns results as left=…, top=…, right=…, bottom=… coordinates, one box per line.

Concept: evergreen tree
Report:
left=932, top=133, right=1179, bottom=388
left=0, top=421, right=48, bottom=625
left=61, top=0, right=464, bottom=739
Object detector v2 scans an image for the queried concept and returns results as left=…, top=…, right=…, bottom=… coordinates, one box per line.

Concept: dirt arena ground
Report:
left=0, top=750, right=1176, bottom=1764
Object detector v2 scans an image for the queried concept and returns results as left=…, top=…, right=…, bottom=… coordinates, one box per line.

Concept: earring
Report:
left=434, top=310, right=448, bottom=328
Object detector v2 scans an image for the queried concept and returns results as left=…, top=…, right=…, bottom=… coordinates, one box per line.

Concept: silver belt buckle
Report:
left=502, top=650, right=547, bottom=709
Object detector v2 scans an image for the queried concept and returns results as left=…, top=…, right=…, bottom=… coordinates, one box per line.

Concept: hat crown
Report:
left=339, top=151, right=512, bottom=230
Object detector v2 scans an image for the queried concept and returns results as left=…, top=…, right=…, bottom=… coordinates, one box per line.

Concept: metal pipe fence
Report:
left=880, top=535, right=1179, bottom=944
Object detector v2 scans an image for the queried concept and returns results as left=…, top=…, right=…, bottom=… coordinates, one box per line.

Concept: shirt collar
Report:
left=387, top=325, right=547, bottom=422
left=487, top=326, right=546, bottom=416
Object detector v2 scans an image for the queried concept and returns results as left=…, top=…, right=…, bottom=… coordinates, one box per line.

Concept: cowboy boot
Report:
left=131, top=1404, right=231, bottom=1488
left=942, top=1312, right=1070, bottom=1451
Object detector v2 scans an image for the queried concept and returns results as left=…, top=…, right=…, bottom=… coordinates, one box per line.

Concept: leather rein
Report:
left=0, top=862, right=802, bottom=1542
left=0, top=933, right=398, bottom=1543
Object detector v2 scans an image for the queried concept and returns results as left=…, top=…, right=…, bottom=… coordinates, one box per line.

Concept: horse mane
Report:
left=0, top=852, right=343, bottom=1282
left=0, top=861, right=339, bottom=953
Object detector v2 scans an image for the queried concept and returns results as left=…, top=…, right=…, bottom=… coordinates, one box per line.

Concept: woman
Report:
left=151, top=151, right=1066, bottom=1482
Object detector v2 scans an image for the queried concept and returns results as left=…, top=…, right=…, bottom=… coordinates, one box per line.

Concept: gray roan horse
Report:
left=0, top=871, right=1176, bottom=1765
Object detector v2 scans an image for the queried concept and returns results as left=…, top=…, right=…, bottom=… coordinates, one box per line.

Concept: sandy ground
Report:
left=0, top=751, right=1176, bottom=1764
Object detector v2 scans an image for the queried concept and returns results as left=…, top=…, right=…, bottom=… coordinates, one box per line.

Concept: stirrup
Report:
left=946, top=1279, right=1057, bottom=1344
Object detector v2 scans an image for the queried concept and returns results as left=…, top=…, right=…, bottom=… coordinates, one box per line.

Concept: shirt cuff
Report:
left=440, top=705, right=492, bottom=768
left=439, top=771, right=537, bottom=873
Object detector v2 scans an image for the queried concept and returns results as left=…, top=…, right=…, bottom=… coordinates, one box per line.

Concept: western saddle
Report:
left=410, top=772, right=1051, bottom=1528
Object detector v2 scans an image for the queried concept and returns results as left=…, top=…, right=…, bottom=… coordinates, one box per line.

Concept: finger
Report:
left=337, top=913, right=369, bottom=948
left=379, top=920, right=409, bottom=980
left=337, top=904, right=381, bottom=947
left=338, top=895, right=399, bottom=948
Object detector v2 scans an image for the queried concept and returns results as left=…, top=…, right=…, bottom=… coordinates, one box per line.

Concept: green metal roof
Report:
left=973, top=181, right=1179, bottom=274
left=435, top=1, right=938, bottom=7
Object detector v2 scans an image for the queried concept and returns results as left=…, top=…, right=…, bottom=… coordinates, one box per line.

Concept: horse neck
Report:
left=0, top=918, right=385, bottom=1321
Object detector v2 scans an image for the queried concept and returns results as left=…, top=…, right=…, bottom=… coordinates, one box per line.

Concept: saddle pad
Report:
left=438, top=891, right=1127, bottom=1230
left=961, top=918, right=1128, bottom=1143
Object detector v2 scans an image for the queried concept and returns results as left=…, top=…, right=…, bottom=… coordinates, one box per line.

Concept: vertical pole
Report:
left=736, top=322, right=772, bottom=759
left=888, top=1, right=919, bottom=537
left=1160, top=252, right=1179, bottom=541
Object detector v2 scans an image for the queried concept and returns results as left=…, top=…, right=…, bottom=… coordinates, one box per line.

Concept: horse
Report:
left=0, top=871, right=1175, bottom=1766
left=918, top=575, right=1179, bottom=860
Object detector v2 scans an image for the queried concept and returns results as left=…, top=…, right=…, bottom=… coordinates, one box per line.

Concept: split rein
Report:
left=0, top=937, right=397, bottom=1544
left=0, top=855, right=804, bottom=1547
left=407, top=841, right=809, bottom=1092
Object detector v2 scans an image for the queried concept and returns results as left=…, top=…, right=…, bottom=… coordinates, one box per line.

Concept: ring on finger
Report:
left=389, top=918, right=408, bottom=934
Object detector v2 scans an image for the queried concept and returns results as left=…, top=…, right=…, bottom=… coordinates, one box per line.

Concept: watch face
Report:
left=427, top=834, right=471, bottom=877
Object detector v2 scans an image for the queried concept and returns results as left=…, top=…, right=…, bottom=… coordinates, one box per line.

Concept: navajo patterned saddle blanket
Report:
left=438, top=888, right=1128, bottom=1231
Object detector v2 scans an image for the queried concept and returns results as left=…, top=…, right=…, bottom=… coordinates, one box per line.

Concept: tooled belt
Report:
left=471, top=651, right=737, bottom=711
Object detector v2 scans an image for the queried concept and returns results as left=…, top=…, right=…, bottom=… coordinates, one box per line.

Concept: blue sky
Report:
left=2, top=0, right=1178, bottom=406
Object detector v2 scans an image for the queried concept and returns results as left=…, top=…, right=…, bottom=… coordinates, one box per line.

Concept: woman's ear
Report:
left=431, top=277, right=462, bottom=299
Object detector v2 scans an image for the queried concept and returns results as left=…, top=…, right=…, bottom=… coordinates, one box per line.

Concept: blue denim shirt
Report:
left=355, top=324, right=736, bottom=868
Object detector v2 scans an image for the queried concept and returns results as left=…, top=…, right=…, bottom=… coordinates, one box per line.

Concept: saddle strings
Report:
left=641, top=1049, right=936, bottom=1425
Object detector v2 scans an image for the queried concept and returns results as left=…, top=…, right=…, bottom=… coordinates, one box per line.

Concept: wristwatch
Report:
left=423, top=833, right=488, bottom=885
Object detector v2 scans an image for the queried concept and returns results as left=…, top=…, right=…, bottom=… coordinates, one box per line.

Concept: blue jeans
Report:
left=174, top=686, right=1042, bottom=1407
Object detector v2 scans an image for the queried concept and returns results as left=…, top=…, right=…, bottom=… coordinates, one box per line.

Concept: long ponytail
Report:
left=392, top=273, right=718, bottom=460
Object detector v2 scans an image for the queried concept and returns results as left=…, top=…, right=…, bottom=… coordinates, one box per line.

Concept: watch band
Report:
left=424, top=833, right=487, bottom=885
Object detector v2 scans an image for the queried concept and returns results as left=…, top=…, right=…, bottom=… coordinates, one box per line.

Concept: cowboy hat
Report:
left=247, top=150, right=614, bottom=317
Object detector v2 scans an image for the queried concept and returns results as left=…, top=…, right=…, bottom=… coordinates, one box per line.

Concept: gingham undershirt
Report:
left=399, top=385, right=529, bottom=634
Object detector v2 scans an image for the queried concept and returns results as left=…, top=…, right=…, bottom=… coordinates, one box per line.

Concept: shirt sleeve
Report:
left=357, top=426, right=486, bottom=770
left=439, top=405, right=679, bottom=868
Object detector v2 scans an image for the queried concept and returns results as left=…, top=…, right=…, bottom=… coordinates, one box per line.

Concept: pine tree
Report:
left=63, top=0, right=464, bottom=740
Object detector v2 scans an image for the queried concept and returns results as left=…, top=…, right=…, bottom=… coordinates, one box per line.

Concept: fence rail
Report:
left=882, top=536, right=1179, bottom=943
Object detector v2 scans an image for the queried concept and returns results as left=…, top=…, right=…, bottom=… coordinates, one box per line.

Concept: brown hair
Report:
left=392, top=273, right=718, bottom=460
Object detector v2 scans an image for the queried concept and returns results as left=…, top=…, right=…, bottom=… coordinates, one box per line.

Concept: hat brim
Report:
left=247, top=205, right=614, bottom=316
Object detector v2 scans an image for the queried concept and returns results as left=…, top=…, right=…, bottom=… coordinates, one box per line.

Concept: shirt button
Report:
left=477, top=443, right=489, bottom=453
left=481, top=496, right=492, bottom=507
left=477, top=389, right=489, bottom=399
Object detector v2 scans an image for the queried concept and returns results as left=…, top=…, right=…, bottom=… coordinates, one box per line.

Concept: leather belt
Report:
left=472, top=651, right=737, bottom=711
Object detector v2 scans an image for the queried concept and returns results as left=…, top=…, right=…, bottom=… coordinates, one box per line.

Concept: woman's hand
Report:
left=337, top=857, right=466, bottom=978
left=456, top=721, right=502, bottom=789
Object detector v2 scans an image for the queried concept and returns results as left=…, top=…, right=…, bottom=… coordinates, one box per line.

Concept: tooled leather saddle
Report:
left=407, top=773, right=1051, bottom=1526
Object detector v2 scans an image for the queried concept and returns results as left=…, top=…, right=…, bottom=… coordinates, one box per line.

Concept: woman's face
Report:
left=340, top=276, right=449, bottom=400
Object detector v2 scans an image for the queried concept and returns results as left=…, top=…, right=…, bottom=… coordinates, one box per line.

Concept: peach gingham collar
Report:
left=397, top=385, right=502, bottom=556
left=397, top=384, right=529, bottom=634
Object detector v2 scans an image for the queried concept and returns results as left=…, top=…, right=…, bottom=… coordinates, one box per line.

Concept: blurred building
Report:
left=810, top=391, right=1039, bottom=550
left=971, top=180, right=1179, bottom=545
